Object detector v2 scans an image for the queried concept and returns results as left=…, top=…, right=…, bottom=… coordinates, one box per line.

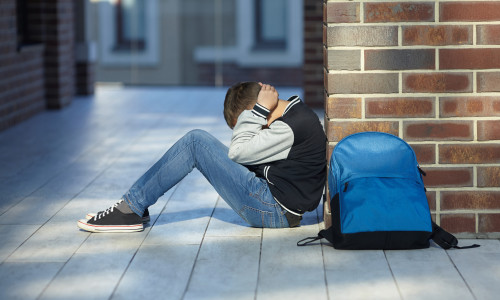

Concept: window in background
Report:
left=255, top=0, right=287, bottom=50
left=98, top=0, right=159, bottom=66
left=114, top=0, right=146, bottom=52
left=194, top=0, right=302, bottom=67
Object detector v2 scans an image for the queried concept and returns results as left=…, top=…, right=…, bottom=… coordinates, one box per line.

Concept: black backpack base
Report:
left=316, top=227, right=432, bottom=250
left=298, top=221, right=480, bottom=250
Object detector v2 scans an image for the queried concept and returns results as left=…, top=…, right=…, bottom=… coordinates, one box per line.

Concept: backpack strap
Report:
left=431, top=221, right=480, bottom=250
left=297, top=236, right=322, bottom=246
left=297, top=228, right=331, bottom=246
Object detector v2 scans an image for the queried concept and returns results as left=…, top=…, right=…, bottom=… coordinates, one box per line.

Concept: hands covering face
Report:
left=257, top=83, right=279, bottom=111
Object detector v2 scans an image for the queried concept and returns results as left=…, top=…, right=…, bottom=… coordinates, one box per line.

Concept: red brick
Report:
left=477, top=72, right=500, bottom=92
left=403, top=25, right=472, bottom=46
left=422, top=167, right=473, bottom=187
left=442, top=191, right=500, bottom=210
left=325, top=26, right=398, bottom=47
left=365, top=97, right=434, bottom=118
left=477, top=25, right=500, bottom=45
left=325, top=2, right=360, bottom=23
left=440, top=96, right=500, bottom=117
left=440, top=214, right=476, bottom=234
left=479, top=214, right=500, bottom=233
left=478, top=167, right=500, bottom=187
left=365, top=2, right=434, bottom=23
left=440, top=144, right=500, bottom=164
left=427, top=191, right=437, bottom=211
left=404, top=121, right=473, bottom=141
left=403, top=73, right=472, bottom=93
left=478, top=120, right=500, bottom=141
left=365, top=49, right=435, bottom=70
left=409, top=144, right=436, bottom=164
left=326, top=120, right=399, bottom=142
left=326, top=97, right=362, bottom=119
left=440, top=2, right=500, bottom=22
left=440, top=49, right=500, bottom=70
left=327, top=73, right=398, bottom=94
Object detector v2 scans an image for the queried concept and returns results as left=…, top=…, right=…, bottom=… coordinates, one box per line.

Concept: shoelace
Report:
left=94, top=201, right=121, bottom=220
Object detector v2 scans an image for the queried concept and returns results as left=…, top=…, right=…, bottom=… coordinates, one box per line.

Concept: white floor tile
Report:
left=0, top=225, right=40, bottom=262
left=112, top=244, right=200, bottom=300
left=0, top=262, right=64, bottom=300
left=447, top=239, right=500, bottom=300
left=39, top=252, right=133, bottom=300
left=257, top=227, right=328, bottom=300
left=7, top=222, right=89, bottom=262
left=184, top=236, right=261, bottom=300
left=385, top=247, right=474, bottom=300
left=323, top=248, right=400, bottom=300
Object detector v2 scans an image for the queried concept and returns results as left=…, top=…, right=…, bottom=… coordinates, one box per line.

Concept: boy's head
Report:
left=223, top=81, right=261, bottom=129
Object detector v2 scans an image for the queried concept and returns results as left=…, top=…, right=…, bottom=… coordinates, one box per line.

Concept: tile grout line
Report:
left=181, top=195, right=219, bottom=300
left=108, top=183, right=180, bottom=300
left=316, top=203, right=331, bottom=300
left=254, top=225, right=264, bottom=300
left=35, top=233, right=92, bottom=300
left=383, top=250, right=404, bottom=300
left=445, top=250, right=478, bottom=300
left=0, top=224, right=43, bottom=266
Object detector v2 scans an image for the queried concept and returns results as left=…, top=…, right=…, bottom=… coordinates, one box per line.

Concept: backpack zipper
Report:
left=343, top=182, right=349, bottom=193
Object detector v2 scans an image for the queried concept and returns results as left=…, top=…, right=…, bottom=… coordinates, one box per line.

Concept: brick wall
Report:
left=324, top=0, right=500, bottom=237
left=0, top=0, right=85, bottom=132
left=41, top=0, right=75, bottom=108
left=0, top=0, right=45, bottom=131
left=303, top=0, right=324, bottom=107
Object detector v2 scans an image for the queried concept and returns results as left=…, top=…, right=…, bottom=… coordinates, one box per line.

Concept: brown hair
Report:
left=223, top=82, right=261, bottom=129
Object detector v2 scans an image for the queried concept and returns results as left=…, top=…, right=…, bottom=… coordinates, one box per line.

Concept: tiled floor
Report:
left=0, top=86, right=498, bottom=300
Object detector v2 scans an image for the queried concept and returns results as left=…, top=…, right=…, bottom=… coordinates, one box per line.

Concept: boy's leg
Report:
left=123, top=129, right=289, bottom=228
left=78, top=129, right=289, bottom=232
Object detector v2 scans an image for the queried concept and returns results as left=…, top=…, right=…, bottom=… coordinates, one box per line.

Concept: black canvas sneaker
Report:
left=86, top=208, right=150, bottom=223
left=77, top=201, right=143, bottom=233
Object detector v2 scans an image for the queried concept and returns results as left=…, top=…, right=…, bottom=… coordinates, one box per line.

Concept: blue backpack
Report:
left=298, top=132, right=479, bottom=250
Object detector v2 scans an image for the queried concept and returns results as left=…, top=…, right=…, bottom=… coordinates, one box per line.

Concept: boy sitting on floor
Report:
left=77, top=82, right=326, bottom=232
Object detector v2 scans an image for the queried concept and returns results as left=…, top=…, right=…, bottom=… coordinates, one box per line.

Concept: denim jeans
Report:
left=122, top=129, right=289, bottom=228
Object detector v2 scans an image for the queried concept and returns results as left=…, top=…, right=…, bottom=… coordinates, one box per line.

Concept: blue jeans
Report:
left=122, top=129, right=289, bottom=228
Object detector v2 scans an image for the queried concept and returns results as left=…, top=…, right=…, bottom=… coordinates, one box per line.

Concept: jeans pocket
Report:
left=239, top=206, right=275, bottom=228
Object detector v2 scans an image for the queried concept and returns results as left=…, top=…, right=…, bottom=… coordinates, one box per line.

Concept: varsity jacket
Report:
left=228, top=96, right=327, bottom=215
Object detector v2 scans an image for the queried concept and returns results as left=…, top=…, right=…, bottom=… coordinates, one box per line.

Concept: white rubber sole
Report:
left=77, top=219, right=143, bottom=233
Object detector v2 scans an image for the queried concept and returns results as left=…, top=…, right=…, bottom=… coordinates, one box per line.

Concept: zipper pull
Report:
left=343, top=182, right=349, bottom=192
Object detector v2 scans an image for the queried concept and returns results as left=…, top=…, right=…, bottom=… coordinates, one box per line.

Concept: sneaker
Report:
left=86, top=208, right=150, bottom=223
left=77, top=201, right=143, bottom=233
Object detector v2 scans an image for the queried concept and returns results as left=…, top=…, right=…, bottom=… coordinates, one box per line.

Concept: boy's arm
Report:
left=228, top=107, right=293, bottom=165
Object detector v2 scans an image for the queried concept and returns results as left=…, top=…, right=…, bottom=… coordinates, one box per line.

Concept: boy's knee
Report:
left=186, top=129, right=209, bottom=139
left=184, top=129, right=218, bottom=145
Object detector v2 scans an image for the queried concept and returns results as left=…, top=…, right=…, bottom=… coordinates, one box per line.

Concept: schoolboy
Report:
left=77, top=82, right=326, bottom=232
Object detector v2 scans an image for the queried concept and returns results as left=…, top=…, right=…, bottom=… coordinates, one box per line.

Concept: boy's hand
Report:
left=257, top=83, right=279, bottom=111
